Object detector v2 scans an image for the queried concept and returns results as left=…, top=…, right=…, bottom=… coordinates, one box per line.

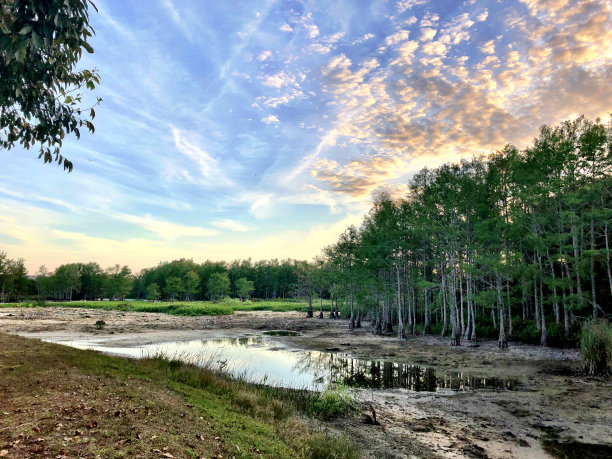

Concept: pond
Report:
left=46, top=334, right=518, bottom=392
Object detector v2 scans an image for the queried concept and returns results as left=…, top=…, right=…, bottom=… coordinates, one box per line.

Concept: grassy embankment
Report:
left=0, top=333, right=358, bottom=458
left=0, top=298, right=332, bottom=316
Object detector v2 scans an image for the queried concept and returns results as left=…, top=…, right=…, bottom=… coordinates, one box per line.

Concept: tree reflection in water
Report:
left=300, top=353, right=516, bottom=391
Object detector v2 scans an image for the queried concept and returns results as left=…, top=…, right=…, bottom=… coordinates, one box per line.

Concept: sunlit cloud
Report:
left=2, top=0, right=611, bottom=272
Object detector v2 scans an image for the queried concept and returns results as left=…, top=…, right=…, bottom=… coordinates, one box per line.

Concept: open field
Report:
left=1, top=307, right=611, bottom=458
left=0, top=298, right=324, bottom=316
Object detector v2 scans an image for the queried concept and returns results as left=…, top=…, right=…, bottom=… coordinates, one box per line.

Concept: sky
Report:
left=1, top=0, right=612, bottom=274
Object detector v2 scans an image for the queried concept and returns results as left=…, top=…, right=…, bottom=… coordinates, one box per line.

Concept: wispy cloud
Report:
left=2, top=0, right=611, bottom=272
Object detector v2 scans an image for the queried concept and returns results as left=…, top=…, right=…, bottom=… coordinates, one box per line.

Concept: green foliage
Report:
left=580, top=319, right=612, bottom=375
left=235, top=277, right=255, bottom=299
left=207, top=272, right=230, bottom=300
left=0, top=0, right=102, bottom=171
left=0, top=251, right=29, bottom=302
left=511, top=319, right=540, bottom=345
left=145, top=282, right=161, bottom=301
left=305, top=385, right=357, bottom=420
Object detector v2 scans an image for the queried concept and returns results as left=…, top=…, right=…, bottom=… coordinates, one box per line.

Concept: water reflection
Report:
left=46, top=335, right=517, bottom=391
left=324, top=355, right=516, bottom=391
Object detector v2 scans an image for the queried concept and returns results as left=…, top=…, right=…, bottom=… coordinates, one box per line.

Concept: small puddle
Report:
left=46, top=335, right=518, bottom=391
left=263, top=330, right=300, bottom=336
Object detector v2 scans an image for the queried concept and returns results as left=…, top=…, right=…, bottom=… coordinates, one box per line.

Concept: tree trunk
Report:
left=459, top=272, right=465, bottom=337
left=497, top=276, right=507, bottom=348
left=561, top=266, right=569, bottom=337
left=571, top=222, right=584, bottom=310
left=441, top=268, right=448, bottom=337
left=506, top=280, right=512, bottom=337
left=537, top=252, right=547, bottom=346
left=534, top=279, right=541, bottom=331
left=383, top=298, right=394, bottom=334
left=423, top=288, right=430, bottom=335
left=449, top=256, right=460, bottom=346
left=307, top=295, right=313, bottom=318
left=319, top=295, right=324, bottom=319
left=349, top=277, right=355, bottom=329
left=605, top=223, right=612, bottom=296
left=396, top=267, right=405, bottom=339
left=590, top=217, right=598, bottom=318
left=547, top=248, right=560, bottom=324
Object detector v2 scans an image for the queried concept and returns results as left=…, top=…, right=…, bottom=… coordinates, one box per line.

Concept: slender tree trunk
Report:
left=459, top=272, right=465, bottom=337
left=469, top=274, right=477, bottom=341
left=319, top=294, right=324, bottom=319
left=349, top=276, right=355, bottom=329
left=449, top=255, right=460, bottom=346
left=307, top=295, right=313, bottom=318
left=329, top=292, right=335, bottom=318
left=441, top=267, right=448, bottom=336
left=605, top=223, right=612, bottom=296
left=537, top=252, right=547, bottom=346
left=383, top=298, right=394, bottom=334
left=534, top=279, right=541, bottom=331
left=463, top=276, right=471, bottom=341
left=590, top=217, right=598, bottom=318
left=561, top=267, right=570, bottom=337
left=506, top=280, right=512, bottom=337
left=412, top=286, right=417, bottom=335
left=547, top=248, right=560, bottom=324
left=571, top=221, right=584, bottom=310
left=423, top=288, right=430, bottom=335
left=497, top=276, right=507, bottom=348
left=396, top=266, right=405, bottom=339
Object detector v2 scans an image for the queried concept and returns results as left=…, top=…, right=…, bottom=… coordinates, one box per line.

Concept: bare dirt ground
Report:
left=1, top=307, right=611, bottom=458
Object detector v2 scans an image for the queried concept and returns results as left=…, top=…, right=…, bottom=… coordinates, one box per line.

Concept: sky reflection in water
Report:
left=47, top=335, right=517, bottom=391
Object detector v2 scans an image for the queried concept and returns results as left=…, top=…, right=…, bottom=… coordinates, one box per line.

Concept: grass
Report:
left=580, top=319, right=612, bottom=375
left=304, top=386, right=357, bottom=420
left=0, top=332, right=359, bottom=458
left=0, top=297, right=328, bottom=316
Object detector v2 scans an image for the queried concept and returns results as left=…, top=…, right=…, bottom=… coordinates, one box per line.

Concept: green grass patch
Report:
left=0, top=298, right=321, bottom=316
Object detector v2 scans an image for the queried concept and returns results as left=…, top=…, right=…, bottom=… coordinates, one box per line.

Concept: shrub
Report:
left=306, top=386, right=356, bottom=420
left=512, top=319, right=540, bottom=345
left=580, top=319, right=612, bottom=375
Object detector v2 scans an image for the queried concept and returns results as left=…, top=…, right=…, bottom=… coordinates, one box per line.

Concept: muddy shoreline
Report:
left=1, top=307, right=610, bottom=458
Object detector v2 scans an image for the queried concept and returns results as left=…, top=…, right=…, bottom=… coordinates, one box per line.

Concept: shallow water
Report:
left=46, top=334, right=518, bottom=391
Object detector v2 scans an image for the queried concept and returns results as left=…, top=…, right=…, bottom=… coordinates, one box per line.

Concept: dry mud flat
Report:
left=1, top=307, right=611, bottom=458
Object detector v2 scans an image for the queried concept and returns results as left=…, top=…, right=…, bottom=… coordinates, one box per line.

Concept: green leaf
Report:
left=19, top=25, right=32, bottom=35
left=82, top=42, right=94, bottom=53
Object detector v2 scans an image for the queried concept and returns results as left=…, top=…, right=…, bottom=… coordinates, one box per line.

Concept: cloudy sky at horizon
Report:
left=1, top=0, right=611, bottom=273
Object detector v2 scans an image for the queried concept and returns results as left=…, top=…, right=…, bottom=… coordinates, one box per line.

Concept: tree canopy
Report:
left=0, top=0, right=101, bottom=171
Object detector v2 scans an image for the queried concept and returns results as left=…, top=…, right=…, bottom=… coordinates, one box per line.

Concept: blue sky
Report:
left=1, top=0, right=611, bottom=273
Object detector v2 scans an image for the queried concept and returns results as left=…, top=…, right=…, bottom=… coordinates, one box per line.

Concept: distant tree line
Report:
left=0, top=256, right=303, bottom=303
left=132, top=258, right=299, bottom=301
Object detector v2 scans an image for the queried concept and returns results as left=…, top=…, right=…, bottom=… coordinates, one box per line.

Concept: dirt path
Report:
left=1, top=307, right=611, bottom=458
